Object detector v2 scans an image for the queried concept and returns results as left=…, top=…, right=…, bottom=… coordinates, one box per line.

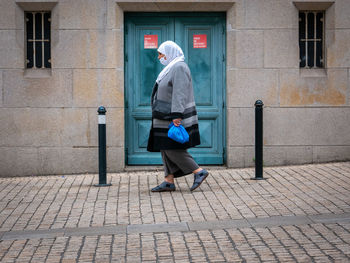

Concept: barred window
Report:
left=299, top=11, right=324, bottom=68
left=25, top=12, right=51, bottom=69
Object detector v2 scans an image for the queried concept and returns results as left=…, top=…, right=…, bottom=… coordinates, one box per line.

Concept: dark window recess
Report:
left=299, top=11, right=324, bottom=68
left=26, top=11, right=51, bottom=69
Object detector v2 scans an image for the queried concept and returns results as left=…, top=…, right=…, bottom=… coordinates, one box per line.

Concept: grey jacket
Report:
left=147, top=61, right=200, bottom=152
left=152, top=61, right=196, bottom=122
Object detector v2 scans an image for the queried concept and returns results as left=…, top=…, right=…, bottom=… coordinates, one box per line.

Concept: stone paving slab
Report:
left=0, top=212, right=349, bottom=242
left=0, top=162, right=349, bottom=262
left=2, top=229, right=64, bottom=241
left=188, top=218, right=250, bottom=231
left=128, top=222, right=188, bottom=234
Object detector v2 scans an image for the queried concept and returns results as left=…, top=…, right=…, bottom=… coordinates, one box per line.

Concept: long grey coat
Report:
left=147, top=61, right=200, bottom=152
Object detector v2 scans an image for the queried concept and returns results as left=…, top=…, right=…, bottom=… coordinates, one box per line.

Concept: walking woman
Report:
left=147, top=40, right=209, bottom=192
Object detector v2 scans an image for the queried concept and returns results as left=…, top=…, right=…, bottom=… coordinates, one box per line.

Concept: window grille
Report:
left=25, top=12, right=51, bottom=69
left=299, top=11, right=324, bottom=68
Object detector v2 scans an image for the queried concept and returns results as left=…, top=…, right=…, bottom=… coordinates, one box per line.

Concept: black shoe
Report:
left=151, top=181, right=176, bottom=192
left=190, top=169, right=209, bottom=191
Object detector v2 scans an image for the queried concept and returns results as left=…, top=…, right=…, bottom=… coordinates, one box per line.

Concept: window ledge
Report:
left=300, top=68, right=327, bottom=78
left=293, top=1, right=334, bottom=11
left=24, top=68, right=52, bottom=78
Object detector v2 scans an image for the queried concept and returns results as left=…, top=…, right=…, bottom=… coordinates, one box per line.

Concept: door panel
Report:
left=126, top=16, right=174, bottom=164
left=175, top=17, right=224, bottom=163
left=125, top=13, right=225, bottom=165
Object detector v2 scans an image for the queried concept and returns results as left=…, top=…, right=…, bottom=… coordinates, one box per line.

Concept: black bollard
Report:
left=94, top=106, right=111, bottom=187
left=253, top=100, right=265, bottom=180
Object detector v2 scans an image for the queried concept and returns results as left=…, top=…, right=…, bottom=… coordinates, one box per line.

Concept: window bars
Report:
left=26, top=12, right=51, bottom=69
left=299, top=11, right=324, bottom=68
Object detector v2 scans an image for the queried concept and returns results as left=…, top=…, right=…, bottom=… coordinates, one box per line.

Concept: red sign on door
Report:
left=144, top=35, right=158, bottom=49
left=193, top=34, right=207, bottom=48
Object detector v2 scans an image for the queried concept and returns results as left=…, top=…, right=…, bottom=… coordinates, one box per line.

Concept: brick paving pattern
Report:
left=0, top=162, right=349, bottom=262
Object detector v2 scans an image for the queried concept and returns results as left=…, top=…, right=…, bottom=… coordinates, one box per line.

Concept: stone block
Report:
left=61, top=147, right=98, bottom=174
left=248, top=215, right=313, bottom=228
left=226, top=147, right=245, bottom=168
left=226, top=69, right=235, bottom=106
left=0, top=0, right=16, bottom=29
left=0, top=108, right=62, bottom=147
left=106, top=0, right=117, bottom=29
left=227, top=0, right=244, bottom=30
left=88, top=30, right=122, bottom=69
left=37, top=147, right=63, bottom=175
left=117, top=1, right=233, bottom=12
left=106, top=108, right=124, bottom=147
left=227, top=69, right=279, bottom=107
left=3, top=69, right=73, bottom=107
left=64, top=226, right=126, bottom=237
left=327, top=30, right=350, bottom=68
left=0, top=30, right=24, bottom=68
left=117, top=2, right=159, bottom=12
left=115, top=5, right=124, bottom=29
left=73, top=69, right=122, bottom=107
left=309, top=213, right=350, bottom=224
left=52, top=30, right=87, bottom=68
left=0, top=71, right=2, bottom=107
left=264, top=29, right=299, bottom=68
left=262, top=146, right=313, bottom=167
left=0, top=147, right=38, bottom=177
left=236, top=30, right=263, bottom=68
left=226, top=31, right=235, bottom=69
left=245, top=0, right=297, bottom=29
left=188, top=219, right=249, bottom=231
left=335, top=0, right=350, bottom=28
left=127, top=222, right=188, bottom=234
left=87, top=107, right=124, bottom=147
left=325, top=2, right=335, bottom=30
left=73, top=69, right=99, bottom=107
left=313, top=146, right=350, bottom=163
left=58, top=0, right=107, bottom=29
left=106, top=70, right=124, bottom=107
left=264, top=107, right=350, bottom=146
left=227, top=108, right=254, bottom=147
left=280, top=69, right=348, bottom=106
left=107, top=147, right=125, bottom=172
left=2, top=229, right=64, bottom=240
left=158, top=2, right=233, bottom=11
left=60, top=108, right=90, bottom=147
left=244, top=146, right=254, bottom=167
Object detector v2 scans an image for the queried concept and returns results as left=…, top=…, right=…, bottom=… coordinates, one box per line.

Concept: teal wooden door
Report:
left=125, top=13, right=225, bottom=165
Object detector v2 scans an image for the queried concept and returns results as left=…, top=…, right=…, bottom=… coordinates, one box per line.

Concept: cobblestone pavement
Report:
left=0, top=162, right=349, bottom=262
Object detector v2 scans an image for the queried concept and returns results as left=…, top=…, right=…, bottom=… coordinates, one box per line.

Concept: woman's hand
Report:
left=173, top=118, right=182, bottom=127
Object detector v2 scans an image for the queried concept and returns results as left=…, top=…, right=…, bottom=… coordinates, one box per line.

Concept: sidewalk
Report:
left=0, top=162, right=349, bottom=262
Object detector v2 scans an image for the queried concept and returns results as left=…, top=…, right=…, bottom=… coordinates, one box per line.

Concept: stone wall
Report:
left=0, top=0, right=124, bottom=176
left=226, top=0, right=350, bottom=167
left=0, top=0, right=349, bottom=176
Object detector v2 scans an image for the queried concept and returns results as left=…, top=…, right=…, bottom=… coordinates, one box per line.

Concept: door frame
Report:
left=124, top=12, right=227, bottom=165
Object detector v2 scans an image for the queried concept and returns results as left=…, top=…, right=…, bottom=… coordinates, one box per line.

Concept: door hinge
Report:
left=222, top=101, right=225, bottom=109
left=125, top=100, right=128, bottom=108
left=125, top=54, right=128, bottom=62
left=222, top=54, right=225, bottom=62
left=222, top=25, right=225, bottom=34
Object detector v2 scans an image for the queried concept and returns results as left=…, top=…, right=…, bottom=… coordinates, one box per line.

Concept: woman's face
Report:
left=158, top=52, right=166, bottom=60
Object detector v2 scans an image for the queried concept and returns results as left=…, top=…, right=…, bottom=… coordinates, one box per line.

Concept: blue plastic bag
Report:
left=168, top=123, right=189, bottom=144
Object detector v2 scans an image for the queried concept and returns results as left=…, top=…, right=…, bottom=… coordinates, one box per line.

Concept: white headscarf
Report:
left=156, top=41, right=185, bottom=84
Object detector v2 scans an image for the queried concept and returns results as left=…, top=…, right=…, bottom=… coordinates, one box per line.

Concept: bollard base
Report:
left=94, top=183, right=112, bottom=187
left=250, top=177, right=267, bottom=181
